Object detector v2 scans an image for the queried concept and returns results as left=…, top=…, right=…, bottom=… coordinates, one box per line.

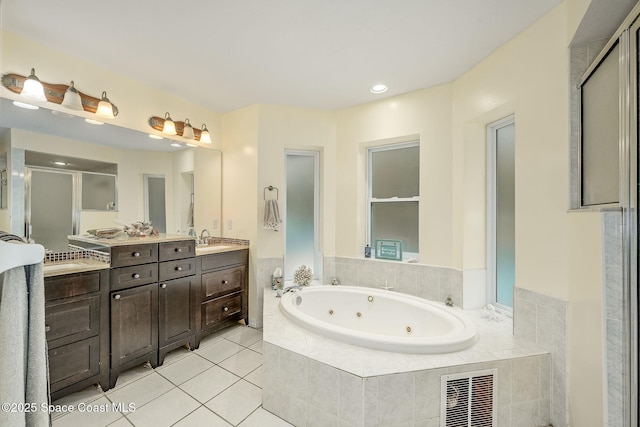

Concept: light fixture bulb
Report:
left=21, top=68, right=47, bottom=102
left=61, top=81, right=84, bottom=111
left=162, top=112, right=177, bottom=135
left=182, top=118, right=194, bottom=139
left=96, top=91, right=115, bottom=119
left=199, top=124, right=211, bottom=144
left=369, top=83, right=388, bottom=94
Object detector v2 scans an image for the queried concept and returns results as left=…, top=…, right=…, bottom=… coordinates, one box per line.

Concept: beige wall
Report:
left=452, top=3, right=571, bottom=300
left=256, top=104, right=337, bottom=259
left=335, top=85, right=453, bottom=265
left=1, top=30, right=222, bottom=150
left=221, top=105, right=259, bottom=325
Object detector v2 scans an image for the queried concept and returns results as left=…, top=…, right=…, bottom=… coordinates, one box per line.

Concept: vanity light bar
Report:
left=148, top=116, right=210, bottom=142
left=1, top=72, right=119, bottom=116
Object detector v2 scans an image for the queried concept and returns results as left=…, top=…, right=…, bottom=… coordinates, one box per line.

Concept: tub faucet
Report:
left=380, top=280, right=394, bottom=291
left=331, top=278, right=339, bottom=286
left=283, top=285, right=303, bottom=294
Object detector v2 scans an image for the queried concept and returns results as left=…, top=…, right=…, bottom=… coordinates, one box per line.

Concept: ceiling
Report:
left=1, top=0, right=564, bottom=113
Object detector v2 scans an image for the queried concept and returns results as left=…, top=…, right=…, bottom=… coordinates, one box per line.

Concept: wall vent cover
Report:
left=440, top=368, right=497, bottom=427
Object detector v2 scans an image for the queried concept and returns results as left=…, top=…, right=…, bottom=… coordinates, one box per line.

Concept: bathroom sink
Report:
left=43, top=262, right=86, bottom=272
left=195, top=245, right=234, bottom=254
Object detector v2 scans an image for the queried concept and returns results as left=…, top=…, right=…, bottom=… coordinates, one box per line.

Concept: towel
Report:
left=264, top=199, right=282, bottom=230
left=0, top=262, right=50, bottom=427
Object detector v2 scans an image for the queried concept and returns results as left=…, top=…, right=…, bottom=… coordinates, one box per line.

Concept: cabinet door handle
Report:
left=132, top=252, right=140, bottom=257
left=133, top=273, right=140, bottom=279
left=175, top=266, right=183, bottom=271
left=175, top=248, right=182, bottom=252
left=45, top=325, right=51, bottom=332
left=161, top=283, right=167, bottom=289
left=223, top=306, right=229, bottom=312
left=222, top=280, right=228, bottom=284
left=113, top=294, right=121, bottom=300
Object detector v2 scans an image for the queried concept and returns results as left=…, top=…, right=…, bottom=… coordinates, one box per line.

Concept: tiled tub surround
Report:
left=263, top=289, right=551, bottom=427
left=323, top=257, right=464, bottom=308
left=513, top=287, right=568, bottom=427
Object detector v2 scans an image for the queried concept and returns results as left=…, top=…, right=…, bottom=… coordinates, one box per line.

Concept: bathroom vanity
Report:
left=45, top=235, right=249, bottom=396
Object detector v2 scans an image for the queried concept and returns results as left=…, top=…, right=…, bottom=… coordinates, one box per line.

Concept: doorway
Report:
left=144, top=174, right=166, bottom=233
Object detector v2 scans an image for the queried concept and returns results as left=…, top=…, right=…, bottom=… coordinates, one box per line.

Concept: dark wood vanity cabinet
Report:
left=195, top=249, right=249, bottom=347
left=44, top=269, right=109, bottom=400
left=108, top=241, right=196, bottom=387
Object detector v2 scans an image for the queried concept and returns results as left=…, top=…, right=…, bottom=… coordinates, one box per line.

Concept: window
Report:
left=367, top=142, right=419, bottom=259
left=579, top=41, right=620, bottom=206
left=487, top=117, right=515, bottom=311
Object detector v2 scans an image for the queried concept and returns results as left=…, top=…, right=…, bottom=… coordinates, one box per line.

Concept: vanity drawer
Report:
left=201, top=266, right=244, bottom=300
left=110, top=263, right=158, bottom=291
left=158, top=258, right=196, bottom=282
left=110, top=244, right=158, bottom=268
left=48, top=335, right=100, bottom=392
left=45, top=272, right=101, bottom=301
left=45, top=295, right=100, bottom=347
left=199, top=249, right=248, bottom=272
left=201, top=292, right=242, bottom=329
left=159, top=241, right=195, bottom=261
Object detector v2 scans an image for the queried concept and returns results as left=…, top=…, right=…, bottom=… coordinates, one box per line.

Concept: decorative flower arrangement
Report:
left=293, top=265, right=313, bottom=286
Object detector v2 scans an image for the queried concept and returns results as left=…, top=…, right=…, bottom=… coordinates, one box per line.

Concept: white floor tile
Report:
left=52, top=397, right=123, bottom=427
left=160, top=346, right=192, bottom=366
left=219, top=348, right=263, bottom=378
left=244, top=365, right=263, bottom=388
left=125, top=388, right=200, bottom=427
left=219, top=324, right=247, bottom=339
left=197, top=339, right=244, bottom=364
left=179, top=365, right=241, bottom=403
left=157, top=354, right=214, bottom=385
left=225, top=327, right=263, bottom=347
left=51, top=384, right=104, bottom=419
left=249, top=340, right=263, bottom=354
left=239, top=407, right=295, bottom=427
left=172, top=406, right=232, bottom=427
left=106, top=372, right=174, bottom=409
left=111, top=363, right=155, bottom=391
left=107, top=417, right=134, bottom=426
left=205, top=380, right=262, bottom=425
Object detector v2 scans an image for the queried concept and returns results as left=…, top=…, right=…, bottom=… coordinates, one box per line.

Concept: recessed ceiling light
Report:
left=370, top=84, right=388, bottom=94
left=51, top=110, right=74, bottom=118
left=85, top=118, right=104, bottom=125
left=12, top=100, right=39, bottom=110
left=54, top=161, right=67, bottom=166
left=149, top=134, right=163, bottom=140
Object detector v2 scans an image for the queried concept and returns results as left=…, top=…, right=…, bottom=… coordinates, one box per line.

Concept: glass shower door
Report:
left=27, top=168, right=75, bottom=252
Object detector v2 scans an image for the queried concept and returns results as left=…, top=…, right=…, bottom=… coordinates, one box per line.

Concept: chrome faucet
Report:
left=380, top=280, right=394, bottom=290
left=283, top=285, right=303, bottom=294
left=198, top=229, right=211, bottom=244
left=331, top=278, right=339, bottom=286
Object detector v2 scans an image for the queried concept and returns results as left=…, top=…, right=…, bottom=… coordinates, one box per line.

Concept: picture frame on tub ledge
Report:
left=374, top=239, right=403, bottom=261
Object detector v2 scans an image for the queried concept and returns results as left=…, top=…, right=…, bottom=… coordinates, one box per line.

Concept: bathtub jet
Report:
left=279, top=285, right=477, bottom=354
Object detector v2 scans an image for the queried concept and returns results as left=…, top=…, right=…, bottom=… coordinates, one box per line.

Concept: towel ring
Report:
left=264, top=185, right=279, bottom=200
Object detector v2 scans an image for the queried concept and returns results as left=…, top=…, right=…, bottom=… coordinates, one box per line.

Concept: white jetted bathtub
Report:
left=279, top=285, right=477, bottom=353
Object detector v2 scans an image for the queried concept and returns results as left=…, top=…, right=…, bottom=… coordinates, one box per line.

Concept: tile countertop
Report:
left=68, top=233, right=195, bottom=247
left=195, top=243, right=249, bottom=256
left=43, top=259, right=110, bottom=278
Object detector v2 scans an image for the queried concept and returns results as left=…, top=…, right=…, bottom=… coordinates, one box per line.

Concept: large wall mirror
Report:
left=0, top=97, right=222, bottom=251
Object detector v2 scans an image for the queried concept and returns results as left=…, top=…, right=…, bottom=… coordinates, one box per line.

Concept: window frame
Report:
left=366, top=141, right=420, bottom=260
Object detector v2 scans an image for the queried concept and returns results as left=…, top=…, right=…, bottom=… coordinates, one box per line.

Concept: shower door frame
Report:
left=24, top=166, right=81, bottom=245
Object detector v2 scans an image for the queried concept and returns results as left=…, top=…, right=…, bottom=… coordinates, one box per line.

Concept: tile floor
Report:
left=50, top=325, right=293, bottom=427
